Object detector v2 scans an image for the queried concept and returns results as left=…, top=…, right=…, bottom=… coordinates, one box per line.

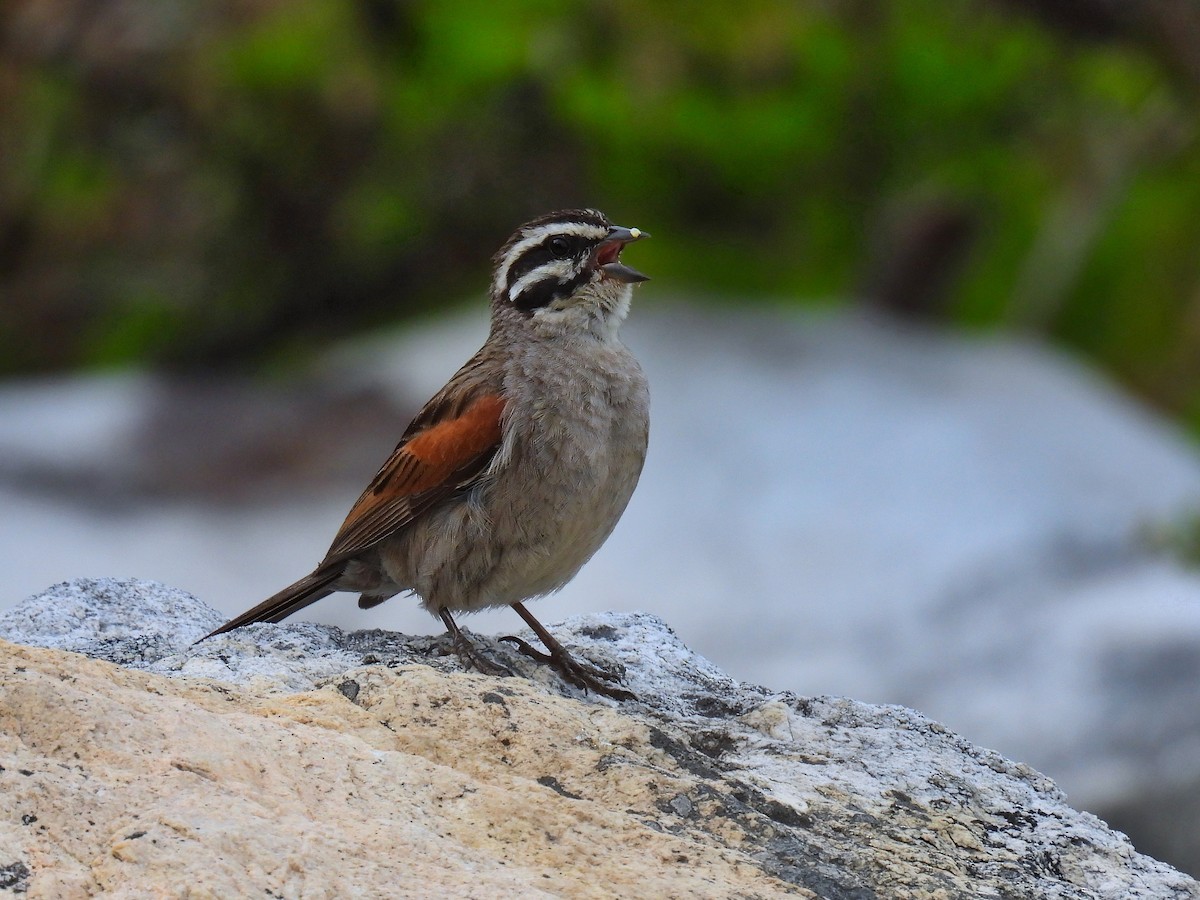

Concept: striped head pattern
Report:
left=491, top=209, right=649, bottom=314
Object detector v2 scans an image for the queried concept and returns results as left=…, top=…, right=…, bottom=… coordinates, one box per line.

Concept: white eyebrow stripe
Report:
left=508, top=259, right=580, bottom=302
left=492, top=221, right=610, bottom=296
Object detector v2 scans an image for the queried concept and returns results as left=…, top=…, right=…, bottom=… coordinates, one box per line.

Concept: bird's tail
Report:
left=198, top=569, right=342, bottom=641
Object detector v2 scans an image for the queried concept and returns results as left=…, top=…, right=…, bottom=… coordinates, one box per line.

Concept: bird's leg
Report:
left=500, top=602, right=634, bottom=701
left=439, top=608, right=511, bottom=677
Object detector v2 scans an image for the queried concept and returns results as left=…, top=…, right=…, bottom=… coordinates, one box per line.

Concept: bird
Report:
left=201, top=209, right=651, bottom=699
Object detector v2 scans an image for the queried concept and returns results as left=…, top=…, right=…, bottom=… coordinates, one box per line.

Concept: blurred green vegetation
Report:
left=2, top=1, right=1200, bottom=427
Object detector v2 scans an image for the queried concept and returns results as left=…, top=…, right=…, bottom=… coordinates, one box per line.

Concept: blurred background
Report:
left=4, top=0, right=1200, bottom=878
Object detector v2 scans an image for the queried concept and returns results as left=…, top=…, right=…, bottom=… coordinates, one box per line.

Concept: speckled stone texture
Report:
left=1, top=578, right=1196, bottom=898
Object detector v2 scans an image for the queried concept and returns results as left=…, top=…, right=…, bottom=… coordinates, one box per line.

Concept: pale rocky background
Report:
left=1, top=578, right=1197, bottom=898
left=3, top=304, right=1200, bottom=876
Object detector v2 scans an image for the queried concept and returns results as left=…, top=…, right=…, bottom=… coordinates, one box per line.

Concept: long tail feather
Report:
left=198, top=569, right=342, bottom=641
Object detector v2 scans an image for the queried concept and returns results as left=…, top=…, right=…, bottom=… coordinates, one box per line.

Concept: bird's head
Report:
left=490, top=209, right=649, bottom=336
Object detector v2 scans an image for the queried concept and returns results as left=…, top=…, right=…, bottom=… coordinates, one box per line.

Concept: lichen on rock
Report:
left=0, top=578, right=1195, bottom=898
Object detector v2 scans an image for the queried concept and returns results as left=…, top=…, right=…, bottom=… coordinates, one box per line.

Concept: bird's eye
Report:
left=548, top=237, right=571, bottom=258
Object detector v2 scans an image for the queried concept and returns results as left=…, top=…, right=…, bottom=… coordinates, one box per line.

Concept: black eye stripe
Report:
left=490, top=209, right=614, bottom=308
left=505, top=234, right=592, bottom=291
left=511, top=268, right=591, bottom=312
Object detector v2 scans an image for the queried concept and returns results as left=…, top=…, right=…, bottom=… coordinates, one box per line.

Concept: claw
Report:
left=499, top=634, right=554, bottom=664
left=503, top=602, right=635, bottom=701
left=440, top=608, right=512, bottom=677
left=439, top=605, right=635, bottom=700
left=451, top=632, right=513, bottom=678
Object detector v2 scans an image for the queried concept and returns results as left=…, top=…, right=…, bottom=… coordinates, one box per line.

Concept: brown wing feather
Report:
left=319, top=391, right=506, bottom=566
left=197, top=348, right=507, bottom=641
left=199, top=570, right=342, bottom=640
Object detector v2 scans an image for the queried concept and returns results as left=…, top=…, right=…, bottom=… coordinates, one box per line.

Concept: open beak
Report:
left=594, top=225, right=650, bottom=283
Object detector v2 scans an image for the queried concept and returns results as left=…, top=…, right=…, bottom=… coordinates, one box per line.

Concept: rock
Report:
left=5, top=306, right=1200, bottom=875
left=1, top=579, right=1196, bottom=898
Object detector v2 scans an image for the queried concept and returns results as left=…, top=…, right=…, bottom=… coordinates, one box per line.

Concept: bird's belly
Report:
left=469, top=448, right=641, bottom=609
left=379, top=420, right=644, bottom=614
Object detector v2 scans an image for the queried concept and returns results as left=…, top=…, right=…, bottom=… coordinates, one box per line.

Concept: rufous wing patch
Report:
left=399, top=393, right=506, bottom=491
left=320, top=393, right=506, bottom=564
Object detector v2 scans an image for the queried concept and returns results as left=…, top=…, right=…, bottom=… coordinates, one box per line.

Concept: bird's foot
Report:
left=499, top=634, right=634, bottom=701
left=438, top=607, right=512, bottom=677
left=449, top=630, right=513, bottom=678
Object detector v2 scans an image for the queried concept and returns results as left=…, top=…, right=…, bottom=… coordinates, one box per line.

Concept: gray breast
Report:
left=486, top=341, right=649, bottom=595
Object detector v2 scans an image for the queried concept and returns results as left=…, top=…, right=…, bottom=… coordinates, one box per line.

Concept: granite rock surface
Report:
left=1, top=578, right=1195, bottom=898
